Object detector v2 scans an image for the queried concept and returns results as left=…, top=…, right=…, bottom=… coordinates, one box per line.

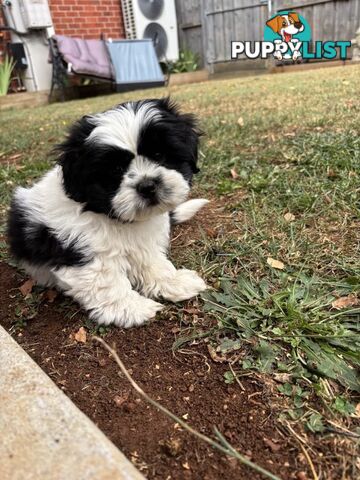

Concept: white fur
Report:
left=111, top=157, right=190, bottom=222
left=172, top=198, right=209, bottom=224
left=16, top=167, right=207, bottom=327
left=87, top=102, right=160, bottom=153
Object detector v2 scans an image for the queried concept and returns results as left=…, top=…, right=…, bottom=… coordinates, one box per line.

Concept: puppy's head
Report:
left=57, top=98, right=201, bottom=222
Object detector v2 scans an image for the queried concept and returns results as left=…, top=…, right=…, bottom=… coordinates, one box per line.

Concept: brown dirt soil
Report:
left=0, top=258, right=313, bottom=480
left=0, top=201, right=316, bottom=479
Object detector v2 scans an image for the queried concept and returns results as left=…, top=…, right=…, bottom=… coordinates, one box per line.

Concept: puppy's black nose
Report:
left=136, top=179, right=158, bottom=198
left=294, top=21, right=302, bottom=29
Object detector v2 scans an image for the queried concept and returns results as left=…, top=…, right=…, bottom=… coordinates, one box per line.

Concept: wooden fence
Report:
left=175, top=0, right=360, bottom=72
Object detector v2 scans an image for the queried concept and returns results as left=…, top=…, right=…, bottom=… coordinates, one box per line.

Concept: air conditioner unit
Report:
left=20, top=0, right=53, bottom=29
left=121, top=0, right=179, bottom=62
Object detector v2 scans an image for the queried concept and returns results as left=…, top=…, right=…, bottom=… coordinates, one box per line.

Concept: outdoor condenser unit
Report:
left=19, top=0, right=53, bottom=29
left=121, top=0, right=179, bottom=62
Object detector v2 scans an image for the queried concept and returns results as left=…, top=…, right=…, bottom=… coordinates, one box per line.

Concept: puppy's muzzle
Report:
left=294, top=21, right=302, bottom=29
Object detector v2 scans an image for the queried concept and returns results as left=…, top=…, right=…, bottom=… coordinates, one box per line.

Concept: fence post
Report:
left=201, top=0, right=215, bottom=74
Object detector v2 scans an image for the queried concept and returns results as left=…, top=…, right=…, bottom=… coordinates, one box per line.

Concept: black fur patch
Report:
left=56, top=115, right=134, bottom=215
left=7, top=198, right=90, bottom=268
left=169, top=210, right=177, bottom=226
left=138, top=98, right=201, bottom=184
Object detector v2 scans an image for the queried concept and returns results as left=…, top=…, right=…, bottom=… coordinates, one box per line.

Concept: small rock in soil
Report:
left=114, top=392, right=129, bottom=407
left=263, top=437, right=281, bottom=453
left=123, top=402, right=136, bottom=413
left=297, top=472, right=308, bottom=480
left=159, top=437, right=182, bottom=457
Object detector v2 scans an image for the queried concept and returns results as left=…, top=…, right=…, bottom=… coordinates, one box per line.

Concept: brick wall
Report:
left=0, top=12, right=11, bottom=59
left=48, top=0, right=125, bottom=39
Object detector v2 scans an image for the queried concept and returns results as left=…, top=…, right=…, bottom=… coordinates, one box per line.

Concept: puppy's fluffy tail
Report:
left=170, top=199, right=209, bottom=225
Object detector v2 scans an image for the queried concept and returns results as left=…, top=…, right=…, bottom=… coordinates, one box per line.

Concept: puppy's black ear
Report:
left=158, top=97, right=203, bottom=174
left=180, top=110, right=203, bottom=175
left=158, top=97, right=204, bottom=134
left=55, top=115, right=96, bottom=202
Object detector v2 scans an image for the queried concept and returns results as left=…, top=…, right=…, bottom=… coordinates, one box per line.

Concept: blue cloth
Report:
left=106, top=39, right=164, bottom=86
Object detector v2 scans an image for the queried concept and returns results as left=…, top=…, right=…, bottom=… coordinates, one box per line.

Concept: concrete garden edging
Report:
left=0, top=325, right=144, bottom=480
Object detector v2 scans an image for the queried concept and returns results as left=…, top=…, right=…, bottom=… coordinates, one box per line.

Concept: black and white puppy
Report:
left=8, top=98, right=208, bottom=327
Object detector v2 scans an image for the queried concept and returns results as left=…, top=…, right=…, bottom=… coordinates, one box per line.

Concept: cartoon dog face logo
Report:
left=266, top=13, right=304, bottom=42
left=266, top=13, right=305, bottom=61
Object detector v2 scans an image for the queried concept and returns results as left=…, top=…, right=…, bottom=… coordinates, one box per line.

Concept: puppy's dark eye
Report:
left=153, top=152, right=162, bottom=160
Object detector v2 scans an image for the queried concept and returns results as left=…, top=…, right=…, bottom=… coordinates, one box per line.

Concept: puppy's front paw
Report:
left=160, top=269, right=207, bottom=303
left=125, top=297, right=164, bottom=327
left=90, top=296, right=163, bottom=328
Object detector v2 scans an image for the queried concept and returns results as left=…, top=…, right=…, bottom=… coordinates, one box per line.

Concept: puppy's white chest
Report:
left=92, top=213, right=170, bottom=256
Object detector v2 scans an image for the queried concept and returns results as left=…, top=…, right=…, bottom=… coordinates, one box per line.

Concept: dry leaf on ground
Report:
left=19, top=279, right=35, bottom=297
left=237, top=116, right=244, bottom=127
left=44, top=289, right=58, bottom=303
left=331, top=295, right=358, bottom=310
left=207, top=345, right=227, bottom=363
left=74, top=326, right=87, bottom=343
left=274, top=373, right=292, bottom=383
left=8, top=153, right=22, bottom=161
left=284, top=212, right=295, bottom=222
left=267, top=257, right=285, bottom=270
left=230, top=168, right=239, bottom=179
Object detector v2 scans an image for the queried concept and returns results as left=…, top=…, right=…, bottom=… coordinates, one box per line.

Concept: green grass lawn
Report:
left=1, top=65, right=359, bottom=461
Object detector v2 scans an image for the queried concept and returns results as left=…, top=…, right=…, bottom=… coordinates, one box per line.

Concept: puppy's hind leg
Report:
left=52, top=259, right=163, bottom=328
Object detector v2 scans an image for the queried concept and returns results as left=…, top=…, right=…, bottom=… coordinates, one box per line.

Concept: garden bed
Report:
left=1, top=234, right=309, bottom=480
left=0, top=201, right=312, bottom=480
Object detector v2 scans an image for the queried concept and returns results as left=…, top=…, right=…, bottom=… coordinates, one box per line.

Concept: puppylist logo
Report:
left=265, top=11, right=310, bottom=61
left=231, top=11, right=351, bottom=62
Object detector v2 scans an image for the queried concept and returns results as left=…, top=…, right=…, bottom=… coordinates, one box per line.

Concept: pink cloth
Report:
left=53, top=35, right=114, bottom=80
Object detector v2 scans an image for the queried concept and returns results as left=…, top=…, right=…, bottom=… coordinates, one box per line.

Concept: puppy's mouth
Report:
left=284, top=32, right=292, bottom=42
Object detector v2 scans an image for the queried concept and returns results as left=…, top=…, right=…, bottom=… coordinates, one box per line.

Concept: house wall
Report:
left=48, top=0, right=125, bottom=39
